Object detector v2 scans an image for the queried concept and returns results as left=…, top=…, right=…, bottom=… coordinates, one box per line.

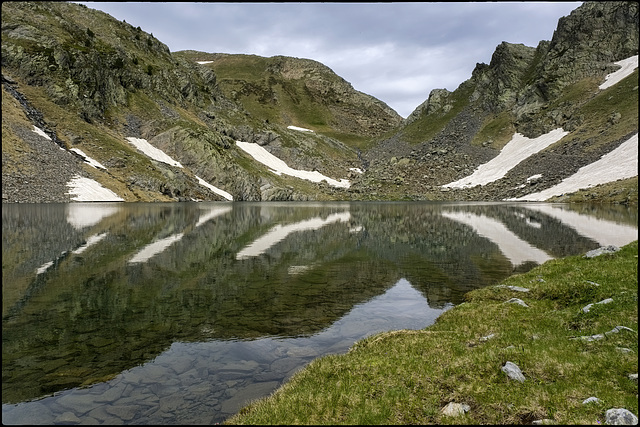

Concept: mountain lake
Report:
left=2, top=201, right=638, bottom=424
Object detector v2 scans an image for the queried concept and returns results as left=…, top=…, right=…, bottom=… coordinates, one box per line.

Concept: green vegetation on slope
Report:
left=227, top=241, right=638, bottom=425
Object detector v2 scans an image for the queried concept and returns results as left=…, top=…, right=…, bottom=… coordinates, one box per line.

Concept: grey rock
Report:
left=582, top=396, right=602, bottom=404
left=532, top=419, right=556, bottom=425
left=1, top=402, right=55, bottom=425
left=584, top=245, right=620, bottom=258
left=574, top=333, right=605, bottom=342
left=605, top=408, right=638, bottom=425
left=441, top=402, right=471, bottom=417
left=56, top=393, right=101, bottom=416
left=605, top=326, right=636, bottom=335
left=501, top=361, right=526, bottom=382
left=505, top=298, right=529, bottom=307
left=220, top=381, right=280, bottom=415
left=582, top=298, right=614, bottom=313
left=479, top=333, right=496, bottom=342
left=105, top=405, right=139, bottom=421
left=496, top=285, right=530, bottom=292
left=573, top=326, right=636, bottom=342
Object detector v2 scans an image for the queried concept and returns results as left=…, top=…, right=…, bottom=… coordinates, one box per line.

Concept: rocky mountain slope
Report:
left=355, top=1, right=638, bottom=203
left=2, top=1, right=638, bottom=204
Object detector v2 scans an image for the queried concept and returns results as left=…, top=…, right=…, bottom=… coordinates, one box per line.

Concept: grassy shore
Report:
left=226, top=241, right=638, bottom=425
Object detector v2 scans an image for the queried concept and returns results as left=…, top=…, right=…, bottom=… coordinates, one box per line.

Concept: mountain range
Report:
left=2, top=1, right=638, bottom=204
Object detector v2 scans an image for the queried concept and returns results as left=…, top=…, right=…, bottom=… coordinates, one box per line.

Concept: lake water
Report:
left=2, top=201, right=637, bottom=424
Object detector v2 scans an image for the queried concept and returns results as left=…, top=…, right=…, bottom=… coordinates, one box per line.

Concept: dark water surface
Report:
left=2, top=201, right=637, bottom=424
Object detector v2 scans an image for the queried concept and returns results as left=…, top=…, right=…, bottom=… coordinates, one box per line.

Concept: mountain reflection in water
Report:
left=2, top=202, right=637, bottom=424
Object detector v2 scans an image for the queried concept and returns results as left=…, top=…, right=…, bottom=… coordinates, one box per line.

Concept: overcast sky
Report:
left=78, top=2, right=582, bottom=118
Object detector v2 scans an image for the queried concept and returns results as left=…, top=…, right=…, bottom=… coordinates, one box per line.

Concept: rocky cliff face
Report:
left=356, top=1, right=637, bottom=202
left=1, top=1, right=638, bottom=204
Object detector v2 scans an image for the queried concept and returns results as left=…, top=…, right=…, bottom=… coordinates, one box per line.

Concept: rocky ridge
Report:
left=1, top=1, right=638, bottom=204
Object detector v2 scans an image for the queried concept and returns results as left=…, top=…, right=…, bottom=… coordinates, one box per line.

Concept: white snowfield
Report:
left=32, top=125, right=51, bottom=141
left=287, top=125, right=315, bottom=132
left=70, top=148, right=107, bottom=170
left=236, top=140, right=351, bottom=188
left=442, top=128, right=569, bottom=189
left=195, top=176, right=233, bottom=201
left=599, top=55, right=638, bottom=90
left=126, top=137, right=184, bottom=168
left=511, top=133, right=638, bottom=201
left=66, top=175, right=125, bottom=202
left=46, top=55, right=640, bottom=202
left=442, top=55, right=638, bottom=199
left=66, top=137, right=232, bottom=201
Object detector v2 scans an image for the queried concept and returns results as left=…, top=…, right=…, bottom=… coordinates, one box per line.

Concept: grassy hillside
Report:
left=175, top=51, right=403, bottom=151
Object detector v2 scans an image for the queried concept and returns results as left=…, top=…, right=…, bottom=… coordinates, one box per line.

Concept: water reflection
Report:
left=2, top=201, right=637, bottom=424
left=442, top=210, right=553, bottom=266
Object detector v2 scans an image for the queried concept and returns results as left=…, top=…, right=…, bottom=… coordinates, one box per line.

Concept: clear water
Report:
left=2, top=201, right=637, bottom=424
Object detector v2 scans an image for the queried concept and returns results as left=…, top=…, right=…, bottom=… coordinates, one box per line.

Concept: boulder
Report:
left=501, top=361, right=526, bottom=382
left=605, top=408, right=638, bottom=425
left=441, top=402, right=470, bottom=417
left=584, top=245, right=620, bottom=258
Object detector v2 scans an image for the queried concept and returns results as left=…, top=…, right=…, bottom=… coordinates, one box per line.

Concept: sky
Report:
left=77, top=2, right=582, bottom=118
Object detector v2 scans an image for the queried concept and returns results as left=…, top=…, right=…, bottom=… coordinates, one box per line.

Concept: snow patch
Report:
left=126, top=137, right=183, bottom=168
left=70, top=148, right=107, bottom=170
left=287, top=125, right=315, bottom=132
left=32, top=125, right=51, bottom=140
left=195, top=175, right=233, bottom=201
left=510, top=133, right=638, bottom=201
left=236, top=140, right=350, bottom=188
left=66, top=175, right=125, bottom=202
left=599, top=55, right=638, bottom=90
left=442, top=128, right=568, bottom=189
left=196, top=61, right=213, bottom=65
